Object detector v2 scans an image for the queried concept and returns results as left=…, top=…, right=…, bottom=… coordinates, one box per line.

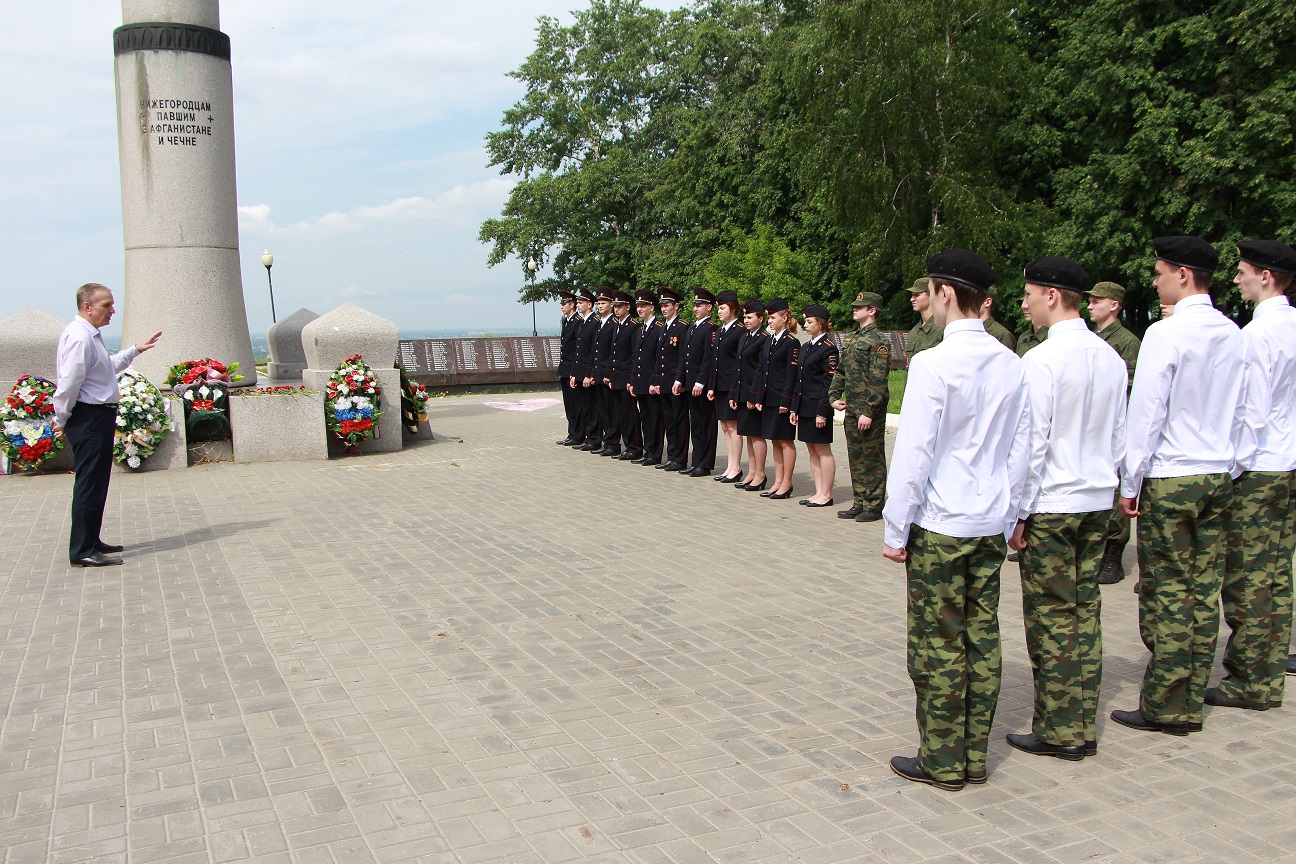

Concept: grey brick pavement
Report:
left=2, top=392, right=1294, bottom=863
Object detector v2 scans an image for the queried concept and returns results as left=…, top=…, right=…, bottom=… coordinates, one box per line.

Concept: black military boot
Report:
left=1097, top=541, right=1125, bottom=585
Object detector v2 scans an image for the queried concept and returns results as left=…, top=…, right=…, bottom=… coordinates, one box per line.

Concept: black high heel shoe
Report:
left=803, top=498, right=834, bottom=507
left=743, top=478, right=767, bottom=492
left=768, top=488, right=793, bottom=500
left=720, top=473, right=745, bottom=484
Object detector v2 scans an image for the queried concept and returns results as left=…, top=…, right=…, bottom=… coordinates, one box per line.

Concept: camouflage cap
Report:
left=852, top=291, right=884, bottom=308
left=907, top=277, right=931, bottom=294
left=1087, top=281, right=1126, bottom=302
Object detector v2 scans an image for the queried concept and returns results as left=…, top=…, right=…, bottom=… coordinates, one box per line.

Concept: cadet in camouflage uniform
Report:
left=1006, top=257, right=1127, bottom=762
left=1210, top=240, right=1296, bottom=712
left=979, top=295, right=1017, bottom=351
left=1015, top=304, right=1048, bottom=356
left=830, top=292, right=891, bottom=522
left=883, top=250, right=1031, bottom=790
left=1112, top=236, right=1245, bottom=737
left=905, top=277, right=942, bottom=363
left=1086, top=281, right=1141, bottom=584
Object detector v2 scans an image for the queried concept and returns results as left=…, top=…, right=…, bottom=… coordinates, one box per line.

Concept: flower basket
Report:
left=398, top=364, right=429, bottom=434
left=325, top=355, right=382, bottom=451
left=2, top=375, right=65, bottom=472
left=114, top=369, right=171, bottom=469
left=181, top=380, right=230, bottom=442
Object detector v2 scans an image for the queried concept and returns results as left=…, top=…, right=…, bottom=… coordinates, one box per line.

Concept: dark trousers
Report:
left=637, top=392, right=662, bottom=463
left=65, top=402, right=117, bottom=560
left=685, top=391, right=716, bottom=471
left=614, top=387, right=640, bottom=454
left=581, top=382, right=600, bottom=445
left=561, top=374, right=581, bottom=440
left=599, top=383, right=619, bottom=449
left=662, top=392, right=689, bottom=465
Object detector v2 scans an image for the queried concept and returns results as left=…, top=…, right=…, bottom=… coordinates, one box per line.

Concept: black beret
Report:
left=802, top=304, right=831, bottom=320
left=658, top=286, right=683, bottom=304
left=1238, top=239, right=1296, bottom=275
left=576, top=287, right=596, bottom=303
left=765, top=298, right=789, bottom=313
left=744, top=299, right=765, bottom=315
left=1024, top=256, right=1091, bottom=294
left=1154, top=235, right=1218, bottom=273
left=692, top=287, right=716, bottom=304
left=927, top=249, right=997, bottom=293
left=715, top=290, right=738, bottom=305
left=634, top=289, right=658, bottom=305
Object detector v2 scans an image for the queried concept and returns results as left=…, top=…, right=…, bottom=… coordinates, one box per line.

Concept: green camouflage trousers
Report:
left=1220, top=470, right=1295, bottom=705
left=1135, top=473, right=1232, bottom=725
left=1105, top=488, right=1131, bottom=548
left=844, top=412, right=886, bottom=510
left=906, top=527, right=1003, bottom=782
left=1018, top=510, right=1106, bottom=746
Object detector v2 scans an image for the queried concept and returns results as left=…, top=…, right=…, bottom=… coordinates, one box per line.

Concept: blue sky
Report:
left=0, top=0, right=680, bottom=338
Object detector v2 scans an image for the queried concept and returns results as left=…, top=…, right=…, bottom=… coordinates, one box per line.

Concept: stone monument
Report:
left=301, top=304, right=403, bottom=455
left=265, top=308, right=318, bottom=381
left=113, top=0, right=256, bottom=387
left=0, top=308, right=67, bottom=390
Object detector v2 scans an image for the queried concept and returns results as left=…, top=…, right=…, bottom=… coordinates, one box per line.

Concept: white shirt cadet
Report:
left=53, top=316, right=139, bottom=428
left=1017, top=317, right=1128, bottom=519
left=1121, top=293, right=1246, bottom=497
left=883, top=318, right=1032, bottom=549
left=1237, top=294, right=1296, bottom=473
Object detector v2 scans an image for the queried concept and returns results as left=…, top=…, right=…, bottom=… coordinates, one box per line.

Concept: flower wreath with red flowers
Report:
left=2, top=375, right=66, bottom=471
left=397, top=364, right=428, bottom=434
left=326, top=355, right=383, bottom=451
left=164, top=358, right=244, bottom=389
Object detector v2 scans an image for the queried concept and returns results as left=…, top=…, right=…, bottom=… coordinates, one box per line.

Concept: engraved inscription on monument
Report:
left=140, top=98, right=214, bottom=147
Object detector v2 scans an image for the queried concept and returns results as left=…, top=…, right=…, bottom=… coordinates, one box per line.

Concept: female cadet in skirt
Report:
left=729, top=299, right=770, bottom=492
left=708, top=290, right=746, bottom=482
left=756, top=298, right=799, bottom=500
left=791, top=304, right=840, bottom=507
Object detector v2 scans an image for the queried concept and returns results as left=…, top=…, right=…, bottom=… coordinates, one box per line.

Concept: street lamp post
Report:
left=261, top=249, right=277, bottom=324
left=527, top=257, right=539, bottom=337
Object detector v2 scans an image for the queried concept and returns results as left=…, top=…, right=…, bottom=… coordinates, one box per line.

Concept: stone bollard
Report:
left=265, top=308, right=318, bottom=382
left=300, top=304, right=402, bottom=455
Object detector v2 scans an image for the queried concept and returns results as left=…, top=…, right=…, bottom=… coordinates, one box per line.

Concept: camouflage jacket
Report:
left=828, top=324, right=890, bottom=418
left=1096, top=319, right=1140, bottom=382
left=905, top=318, right=943, bottom=366
left=1015, top=324, right=1048, bottom=356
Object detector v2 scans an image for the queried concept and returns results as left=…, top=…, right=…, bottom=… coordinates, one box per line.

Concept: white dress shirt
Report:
left=1017, top=317, right=1128, bottom=518
left=1237, top=295, right=1296, bottom=473
left=1121, top=293, right=1246, bottom=496
left=54, top=317, right=139, bottom=427
left=883, top=318, right=1031, bottom=548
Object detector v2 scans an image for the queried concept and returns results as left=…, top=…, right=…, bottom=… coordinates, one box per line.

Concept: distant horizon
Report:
left=100, top=327, right=561, bottom=354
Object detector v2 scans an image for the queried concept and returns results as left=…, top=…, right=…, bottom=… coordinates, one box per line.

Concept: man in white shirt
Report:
left=1210, top=240, right=1296, bottom=712
left=882, top=249, right=1031, bottom=790
left=1112, top=235, right=1246, bottom=736
left=1006, top=257, right=1128, bottom=761
left=53, top=283, right=161, bottom=566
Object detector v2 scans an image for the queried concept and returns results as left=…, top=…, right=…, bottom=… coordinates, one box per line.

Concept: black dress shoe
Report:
left=768, top=489, right=793, bottom=500
left=578, top=443, right=599, bottom=451
left=1005, top=732, right=1085, bottom=761
left=838, top=505, right=864, bottom=519
left=718, top=473, right=744, bottom=484
left=640, top=460, right=661, bottom=468
left=662, top=462, right=685, bottom=472
left=743, top=479, right=767, bottom=492
left=804, top=499, right=834, bottom=507
left=71, top=551, right=123, bottom=567
left=615, top=452, right=640, bottom=461
left=889, top=756, right=963, bottom=791
left=557, top=437, right=578, bottom=446
left=687, top=467, right=710, bottom=477
left=855, top=510, right=882, bottom=523
left=600, top=448, right=622, bottom=457
left=1109, top=708, right=1190, bottom=736
left=96, top=542, right=125, bottom=553
left=1204, top=687, right=1268, bottom=710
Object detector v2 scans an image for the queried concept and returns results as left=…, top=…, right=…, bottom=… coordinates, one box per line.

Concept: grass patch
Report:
left=889, top=370, right=906, bottom=414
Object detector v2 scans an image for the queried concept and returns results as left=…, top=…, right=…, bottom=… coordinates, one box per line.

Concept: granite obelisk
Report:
left=113, top=0, right=255, bottom=386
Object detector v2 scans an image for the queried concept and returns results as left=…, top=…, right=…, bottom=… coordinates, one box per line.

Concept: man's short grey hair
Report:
left=76, top=283, right=110, bottom=309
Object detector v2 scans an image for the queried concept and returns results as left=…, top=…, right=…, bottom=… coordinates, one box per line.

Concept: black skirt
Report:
left=716, top=398, right=737, bottom=422
left=762, top=407, right=796, bottom=441
left=736, top=404, right=764, bottom=438
left=797, top=413, right=834, bottom=444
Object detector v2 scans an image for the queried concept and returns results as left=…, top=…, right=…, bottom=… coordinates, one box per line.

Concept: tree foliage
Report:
left=482, top=0, right=1296, bottom=332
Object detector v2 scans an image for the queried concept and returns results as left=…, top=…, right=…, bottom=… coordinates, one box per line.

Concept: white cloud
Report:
left=444, top=293, right=475, bottom=304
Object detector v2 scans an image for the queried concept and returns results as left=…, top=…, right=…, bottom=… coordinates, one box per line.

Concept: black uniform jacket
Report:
left=630, top=318, right=663, bottom=392
left=729, top=328, right=770, bottom=406
left=674, top=319, right=717, bottom=391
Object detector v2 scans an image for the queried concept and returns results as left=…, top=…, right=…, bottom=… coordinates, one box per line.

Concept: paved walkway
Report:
left=1, top=392, right=1293, bottom=864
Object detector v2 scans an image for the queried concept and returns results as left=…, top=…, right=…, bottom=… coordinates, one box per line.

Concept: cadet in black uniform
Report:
left=709, top=290, right=746, bottom=482
left=792, top=304, right=840, bottom=507
left=756, top=298, right=798, bottom=500
left=604, top=290, right=639, bottom=459
left=556, top=289, right=582, bottom=445
left=675, top=288, right=718, bottom=477
left=591, top=288, right=619, bottom=455
left=572, top=288, right=601, bottom=449
left=731, top=300, right=770, bottom=491
left=629, top=290, right=663, bottom=466
left=654, top=287, right=690, bottom=471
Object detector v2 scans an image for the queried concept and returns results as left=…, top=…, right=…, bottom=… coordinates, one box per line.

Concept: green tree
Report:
left=703, top=223, right=815, bottom=313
